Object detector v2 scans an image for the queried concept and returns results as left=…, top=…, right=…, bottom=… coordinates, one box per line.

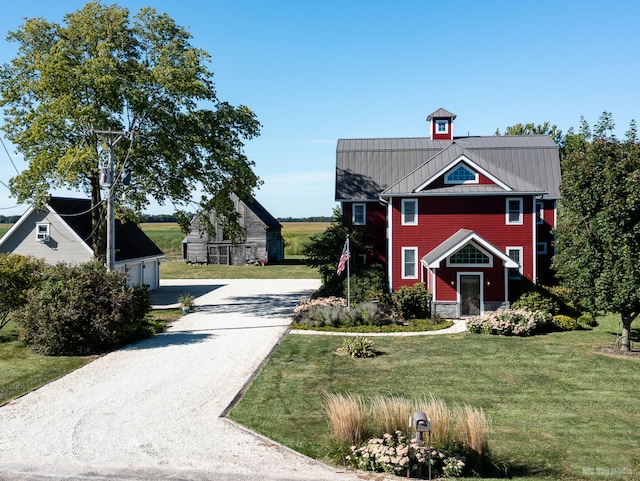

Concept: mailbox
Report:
left=413, top=411, right=430, bottom=433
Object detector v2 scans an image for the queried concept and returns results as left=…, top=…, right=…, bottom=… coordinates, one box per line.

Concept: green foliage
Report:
left=297, top=300, right=386, bottom=329
left=336, top=336, right=376, bottom=358
left=16, top=262, right=151, bottom=355
left=498, top=120, right=563, bottom=146
left=553, top=315, right=579, bottom=331
left=466, top=309, right=552, bottom=336
left=0, top=254, right=46, bottom=330
left=512, top=290, right=558, bottom=315
left=578, top=313, right=598, bottom=328
left=554, top=112, right=640, bottom=349
left=391, top=283, right=431, bottom=320
left=0, top=2, right=260, bottom=259
left=302, top=207, right=374, bottom=286
left=347, top=263, right=389, bottom=305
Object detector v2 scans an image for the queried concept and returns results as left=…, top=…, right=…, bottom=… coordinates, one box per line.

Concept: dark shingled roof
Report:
left=48, top=197, right=164, bottom=261
left=335, top=135, right=561, bottom=201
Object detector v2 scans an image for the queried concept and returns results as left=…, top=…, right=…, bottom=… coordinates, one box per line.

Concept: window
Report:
left=401, top=199, right=418, bottom=225
left=445, top=164, right=478, bottom=184
left=536, top=200, right=544, bottom=224
left=506, top=198, right=523, bottom=225
left=435, top=120, right=448, bottom=134
left=447, top=243, right=492, bottom=267
left=507, top=247, right=523, bottom=277
left=36, top=222, right=50, bottom=242
left=402, top=247, right=418, bottom=279
left=352, top=203, right=366, bottom=225
left=537, top=242, right=548, bottom=255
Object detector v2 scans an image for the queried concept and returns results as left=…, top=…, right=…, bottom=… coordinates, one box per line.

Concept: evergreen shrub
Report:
left=391, top=283, right=431, bottom=320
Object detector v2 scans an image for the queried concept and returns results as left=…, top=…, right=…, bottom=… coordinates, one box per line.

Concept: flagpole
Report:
left=346, top=235, right=351, bottom=310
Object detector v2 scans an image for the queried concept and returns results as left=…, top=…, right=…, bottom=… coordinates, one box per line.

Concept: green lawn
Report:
left=160, top=258, right=320, bottom=279
left=0, top=321, right=90, bottom=405
left=229, top=314, right=639, bottom=480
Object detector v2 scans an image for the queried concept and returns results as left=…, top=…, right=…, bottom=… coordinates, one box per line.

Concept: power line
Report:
left=0, top=136, right=20, bottom=175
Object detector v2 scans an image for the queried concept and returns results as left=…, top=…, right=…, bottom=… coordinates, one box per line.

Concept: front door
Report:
left=460, top=275, right=481, bottom=316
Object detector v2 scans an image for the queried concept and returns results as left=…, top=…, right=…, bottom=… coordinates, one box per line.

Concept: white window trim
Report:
left=444, top=163, right=479, bottom=185
left=352, top=203, right=366, bottom=226
left=36, top=222, right=50, bottom=242
left=435, top=119, right=449, bottom=134
left=401, top=199, right=418, bottom=226
left=506, top=197, right=523, bottom=225
left=506, top=246, right=523, bottom=274
left=446, top=241, right=494, bottom=268
left=402, top=247, right=419, bottom=279
left=537, top=242, right=548, bottom=255
left=536, top=200, right=544, bottom=224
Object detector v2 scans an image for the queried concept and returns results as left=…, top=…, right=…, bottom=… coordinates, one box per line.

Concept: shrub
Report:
left=16, top=262, right=151, bottom=355
left=392, top=283, right=431, bottom=320
left=466, top=309, right=552, bottom=336
left=553, top=314, right=579, bottom=330
left=578, top=313, right=598, bottom=328
left=0, top=254, right=45, bottom=330
left=512, top=290, right=558, bottom=315
left=347, top=431, right=466, bottom=478
left=347, top=263, right=388, bottom=305
left=336, top=336, right=376, bottom=358
left=345, top=302, right=385, bottom=327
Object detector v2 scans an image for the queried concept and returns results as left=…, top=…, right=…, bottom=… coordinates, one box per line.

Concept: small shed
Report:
left=0, top=197, right=165, bottom=290
left=183, top=193, right=284, bottom=265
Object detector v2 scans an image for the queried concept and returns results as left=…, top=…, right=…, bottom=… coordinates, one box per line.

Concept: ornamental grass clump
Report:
left=466, top=308, right=551, bottom=336
left=324, top=393, right=490, bottom=476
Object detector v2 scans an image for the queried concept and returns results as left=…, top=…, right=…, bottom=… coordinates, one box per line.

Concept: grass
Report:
left=0, top=308, right=184, bottom=406
left=0, top=224, right=10, bottom=239
left=0, top=321, right=90, bottom=405
left=160, top=258, right=320, bottom=279
left=139, top=222, right=185, bottom=260
left=228, top=313, right=640, bottom=480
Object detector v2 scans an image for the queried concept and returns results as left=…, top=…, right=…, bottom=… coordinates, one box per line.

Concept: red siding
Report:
left=391, top=195, right=536, bottom=296
left=342, top=201, right=387, bottom=264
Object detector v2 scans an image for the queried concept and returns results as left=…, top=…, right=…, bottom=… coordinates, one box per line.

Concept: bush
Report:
left=347, top=263, right=388, bottom=305
left=16, top=262, right=151, bottom=355
left=512, top=291, right=558, bottom=315
left=392, top=283, right=431, bottom=320
left=466, top=309, right=552, bottom=336
left=0, top=254, right=45, bottom=330
left=336, top=336, right=376, bottom=358
left=293, top=298, right=387, bottom=328
left=553, top=314, right=579, bottom=330
left=578, top=313, right=598, bottom=328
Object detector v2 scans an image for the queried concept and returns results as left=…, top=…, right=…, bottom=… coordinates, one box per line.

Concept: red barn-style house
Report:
left=335, top=108, right=561, bottom=318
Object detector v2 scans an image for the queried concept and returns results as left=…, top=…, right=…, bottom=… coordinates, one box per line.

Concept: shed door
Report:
left=460, top=275, right=481, bottom=316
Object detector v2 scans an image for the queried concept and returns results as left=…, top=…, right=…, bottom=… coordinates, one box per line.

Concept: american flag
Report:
left=336, top=237, right=350, bottom=275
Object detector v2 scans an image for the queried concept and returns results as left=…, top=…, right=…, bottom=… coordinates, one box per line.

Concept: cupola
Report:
left=427, top=108, right=456, bottom=140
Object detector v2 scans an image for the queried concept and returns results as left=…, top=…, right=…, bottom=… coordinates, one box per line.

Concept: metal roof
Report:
left=421, top=229, right=519, bottom=269
left=427, top=108, right=457, bottom=120
left=48, top=197, right=164, bottom=261
left=335, top=135, right=561, bottom=201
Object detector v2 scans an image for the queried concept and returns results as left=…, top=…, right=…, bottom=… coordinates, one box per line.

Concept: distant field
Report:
left=0, top=224, right=10, bottom=239
left=140, top=221, right=329, bottom=260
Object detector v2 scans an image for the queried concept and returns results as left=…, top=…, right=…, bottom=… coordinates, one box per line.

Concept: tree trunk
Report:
left=91, top=174, right=106, bottom=263
left=619, top=311, right=633, bottom=352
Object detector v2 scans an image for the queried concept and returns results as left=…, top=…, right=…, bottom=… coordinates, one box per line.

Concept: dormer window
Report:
left=36, top=222, right=50, bottom=242
left=445, top=164, right=478, bottom=184
left=435, top=120, right=448, bottom=134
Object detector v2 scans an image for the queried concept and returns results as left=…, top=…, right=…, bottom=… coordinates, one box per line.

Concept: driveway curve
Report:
left=0, top=279, right=371, bottom=481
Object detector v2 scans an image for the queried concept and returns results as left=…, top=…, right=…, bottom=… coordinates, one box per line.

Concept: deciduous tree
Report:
left=553, top=113, right=640, bottom=351
left=0, top=2, right=260, bottom=260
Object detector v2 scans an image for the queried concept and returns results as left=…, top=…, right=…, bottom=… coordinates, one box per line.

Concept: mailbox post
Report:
left=413, top=411, right=432, bottom=480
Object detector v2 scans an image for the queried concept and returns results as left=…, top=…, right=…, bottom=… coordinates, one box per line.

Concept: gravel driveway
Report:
left=0, top=279, right=370, bottom=481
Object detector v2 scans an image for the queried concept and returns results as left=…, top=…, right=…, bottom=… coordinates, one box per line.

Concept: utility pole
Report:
left=91, top=129, right=132, bottom=271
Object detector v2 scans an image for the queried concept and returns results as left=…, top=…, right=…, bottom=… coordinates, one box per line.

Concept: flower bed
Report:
left=347, top=431, right=466, bottom=478
left=466, top=308, right=552, bottom=336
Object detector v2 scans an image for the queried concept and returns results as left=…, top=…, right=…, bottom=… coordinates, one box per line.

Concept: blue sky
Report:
left=1, top=1, right=639, bottom=218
